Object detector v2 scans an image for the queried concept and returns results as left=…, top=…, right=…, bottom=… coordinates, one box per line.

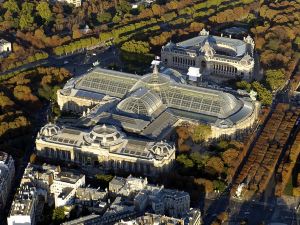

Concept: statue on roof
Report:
left=200, top=41, right=215, bottom=57
left=153, top=63, right=159, bottom=76
left=200, top=28, right=209, bottom=36
left=244, top=34, right=255, bottom=47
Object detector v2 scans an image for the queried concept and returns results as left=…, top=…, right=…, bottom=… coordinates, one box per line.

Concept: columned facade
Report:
left=35, top=124, right=176, bottom=177
left=161, top=29, right=255, bottom=81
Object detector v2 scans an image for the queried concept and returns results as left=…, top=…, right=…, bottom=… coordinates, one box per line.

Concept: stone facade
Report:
left=57, top=0, right=81, bottom=7
left=56, top=67, right=259, bottom=141
left=161, top=29, right=255, bottom=81
left=35, top=124, right=176, bottom=177
left=0, top=39, right=12, bottom=53
left=0, top=152, right=15, bottom=210
left=7, top=183, right=38, bottom=225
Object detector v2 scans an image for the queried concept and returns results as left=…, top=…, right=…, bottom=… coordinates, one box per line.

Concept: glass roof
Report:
left=117, top=88, right=163, bottom=117
left=75, top=69, right=139, bottom=98
left=69, top=68, right=244, bottom=120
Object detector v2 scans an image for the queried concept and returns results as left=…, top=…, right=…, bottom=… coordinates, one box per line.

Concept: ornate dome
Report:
left=84, top=124, right=124, bottom=147
left=150, top=141, right=174, bottom=158
left=40, top=124, right=60, bottom=137
left=141, top=65, right=171, bottom=86
left=117, top=88, right=163, bottom=117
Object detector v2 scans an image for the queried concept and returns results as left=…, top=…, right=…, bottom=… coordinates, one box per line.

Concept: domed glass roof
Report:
left=140, top=65, right=172, bottom=86
left=40, top=124, right=60, bottom=137
left=84, top=124, right=124, bottom=146
left=117, top=88, right=163, bottom=117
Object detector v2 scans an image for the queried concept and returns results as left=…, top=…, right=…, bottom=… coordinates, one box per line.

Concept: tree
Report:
left=121, top=40, right=150, bottom=54
left=13, top=85, right=38, bottom=102
left=112, top=14, right=122, bottom=23
left=222, top=148, right=239, bottom=166
left=217, top=211, right=229, bottom=222
left=265, top=69, right=286, bottom=91
left=194, top=178, right=214, bottom=193
left=189, top=22, right=204, bottom=32
left=0, top=92, right=14, bottom=109
left=3, top=0, right=19, bottom=13
left=251, top=81, right=273, bottom=105
left=21, top=2, right=34, bottom=14
left=211, top=222, right=221, bottom=225
left=176, top=154, right=194, bottom=169
left=190, top=152, right=209, bottom=168
left=217, top=140, right=229, bottom=150
left=29, top=153, right=37, bottom=163
left=205, top=156, right=224, bottom=175
left=236, top=80, right=251, bottom=92
left=95, top=174, right=113, bottom=187
left=191, top=123, right=211, bottom=143
left=116, top=1, right=131, bottom=14
left=36, top=1, right=52, bottom=23
left=293, top=187, right=300, bottom=197
left=213, top=180, right=226, bottom=192
left=72, top=25, right=82, bottom=39
left=19, top=13, right=34, bottom=30
left=52, top=206, right=66, bottom=224
left=97, top=12, right=112, bottom=23
left=152, top=4, right=164, bottom=16
left=176, top=126, right=190, bottom=140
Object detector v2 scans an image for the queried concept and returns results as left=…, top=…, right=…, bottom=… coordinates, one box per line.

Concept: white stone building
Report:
left=161, top=28, right=255, bottom=81
left=0, top=151, right=15, bottom=210
left=35, top=124, right=176, bottom=176
left=56, top=67, right=259, bottom=141
left=117, top=213, right=186, bottom=225
left=109, top=175, right=191, bottom=218
left=50, top=171, right=85, bottom=207
left=57, top=0, right=81, bottom=7
left=62, top=175, right=195, bottom=225
left=75, top=187, right=108, bottom=212
left=0, top=39, right=12, bottom=53
left=116, top=210, right=202, bottom=225
left=7, top=183, right=38, bottom=225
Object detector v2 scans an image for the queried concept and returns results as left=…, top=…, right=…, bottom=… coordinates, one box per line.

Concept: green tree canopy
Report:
left=251, top=81, right=273, bottom=105
left=52, top=206, right=66, bottom=224
left=95, top=174, right=114, bottom=187
left=21, top=2, right=34, bottom=14
left=112, top=14, right=122, bottom=23
left=121, top=40, right=150, bottom=54
left=190, top=152, right=210, bottom=168
left=176, top=154, right=194, bottom=169
left=19, top=2, right=34, bottom=30
left=265, top=69, right=286, bottom=91
left=191, top=123, right=212, bottom=143
left=19, top=14, right=34, bottom=30
left=116, top=1, right=131, bottom=14
left=213, top=180, right=226, bottom=192
left=216, top=140, right=229, bottom=151
left=36, top=1, right=52, bottom=22
left=236, top=80, right=251, bottom=92
left=3, top=0, right=20, bottom=13
left=97, top=12, right=112, bottom=23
